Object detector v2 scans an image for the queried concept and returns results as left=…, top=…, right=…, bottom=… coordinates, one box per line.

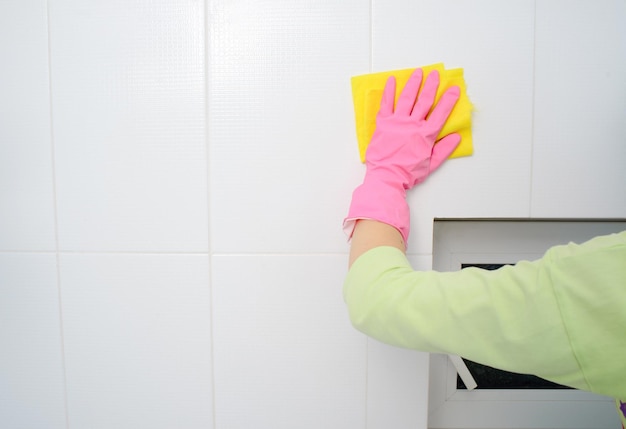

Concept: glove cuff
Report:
left=343, top=180, right=409, bottom=244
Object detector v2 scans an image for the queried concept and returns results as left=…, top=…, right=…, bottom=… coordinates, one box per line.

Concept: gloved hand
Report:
left=344, top=68, right=461, bottom=244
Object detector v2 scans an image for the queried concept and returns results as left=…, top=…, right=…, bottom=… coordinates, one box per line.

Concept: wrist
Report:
left=349, top=219, right=405, bottom=267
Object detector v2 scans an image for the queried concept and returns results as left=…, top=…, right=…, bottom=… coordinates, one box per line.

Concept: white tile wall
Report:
left=1, top=1, right=625, bottom=428
left=212, top=254, right=366, bottom=428
left=531, top=0, right=626, bottom=217
left=49, top=0, right=209, bottom=252
left=59, top=253, right=213, bottom=428
left=0, top=254, right=66, bottom=428
left=0, top=0, right=56, bottom=251
left=208, top=0, right=370, bottom=254
left=366, top=340, right=429, bottom=429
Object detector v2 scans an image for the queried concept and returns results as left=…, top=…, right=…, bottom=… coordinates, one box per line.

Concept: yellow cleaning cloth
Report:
left=351, top=63, right=473, bottom=163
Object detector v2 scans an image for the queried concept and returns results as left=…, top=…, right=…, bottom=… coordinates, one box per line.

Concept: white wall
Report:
left=1, top=0, right=624, bottom=428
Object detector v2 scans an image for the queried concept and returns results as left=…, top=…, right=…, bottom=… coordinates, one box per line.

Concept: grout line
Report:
left=0, top=250, right=58, bottom=255
left=364, top=0, right=372, bottom=369
left=203, top=1, right=217, bottom=427
left=45, top=1, right=70, bottom=428
left=236, top=251, right=349, bottom=255
left=369, top=0, right=373, bottom=72
left=0, top=250, right=361, bottom=257
left=528, top=0, right=538, bottom=218
left=364, top=338, right=369, bottom=429
left=45, top=250, right=212, bottom=255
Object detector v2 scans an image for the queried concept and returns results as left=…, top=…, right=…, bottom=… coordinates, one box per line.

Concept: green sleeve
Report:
left=343, top=231, right=626, bottom=400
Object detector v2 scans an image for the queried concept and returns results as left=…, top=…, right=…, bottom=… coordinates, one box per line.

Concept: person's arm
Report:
left=341, top=68, right=626, bottom=416
left=344, top=231, right=626, bottom=400
left=343, top=68, right=461, bottom=261
left=345, top=245, right=581, bottom=384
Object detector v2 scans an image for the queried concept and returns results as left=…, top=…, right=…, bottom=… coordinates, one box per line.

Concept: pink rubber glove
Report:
left=344, top=68, right=461, bottom=244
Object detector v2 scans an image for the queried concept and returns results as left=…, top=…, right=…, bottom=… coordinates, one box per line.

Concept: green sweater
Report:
left=344, top=231, right=626, bottom=423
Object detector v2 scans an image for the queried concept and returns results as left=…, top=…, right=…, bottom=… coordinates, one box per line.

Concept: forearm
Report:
left=349, top=219, right=406, bottom=267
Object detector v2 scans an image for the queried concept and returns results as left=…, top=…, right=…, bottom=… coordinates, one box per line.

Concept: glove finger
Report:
left=430, top=133, right=461, bottom=172
left=412, top=70, right=440, bottom=120
left=426, top=85, right=460, bottom=134
left=396, top=68, right=423, bottom=116
left=379, top=76, right=397, bottom=116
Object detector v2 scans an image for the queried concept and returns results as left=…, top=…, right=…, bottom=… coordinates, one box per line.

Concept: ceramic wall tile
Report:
left=372, top=0, right=536, bottom=253
left=59, top=253, right=213, bottom=428
left=208, top=0, right=370, bottom=254
left=366, top=340, right=429, bottom=429
left=370, top=2, right=536, bottom=425
left=531, top=0, right=626, bottom=217
left=212, top=254, right=366, bottom=428
left=49, top=0, right=208, bottom=252
left=0, top=254, right=66, bottom=428
left=0, top=0, right=56, bottom=251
